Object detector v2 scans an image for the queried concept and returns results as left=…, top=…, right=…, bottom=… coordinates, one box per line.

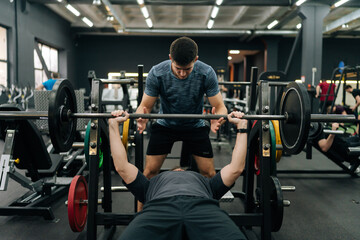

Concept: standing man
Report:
left=136, top=36, right=227, bottom=180
left=315, top=80, right=336, bottom=113
left=35, top=72, right=59, bottom=90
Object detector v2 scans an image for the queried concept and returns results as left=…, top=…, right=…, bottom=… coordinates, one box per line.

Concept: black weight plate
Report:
left=279, top=82, right=311, bottom=154
left=308, top=122, right=323, bottom=140
left=48, top=80, right=77, bottom=152
left=270, top=176, right=284, bottom=232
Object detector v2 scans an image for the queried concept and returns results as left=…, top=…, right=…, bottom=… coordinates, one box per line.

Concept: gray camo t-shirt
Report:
left=145, top=60, right=219, bottom=128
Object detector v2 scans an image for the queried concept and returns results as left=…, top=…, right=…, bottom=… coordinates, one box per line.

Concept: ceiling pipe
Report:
left=101, top=0, right=127, bottom=31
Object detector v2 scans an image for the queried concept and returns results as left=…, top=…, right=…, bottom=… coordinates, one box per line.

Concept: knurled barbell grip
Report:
left=0, top=111, right=357, bottom=122
left=71, top=113, right=287, bottom=120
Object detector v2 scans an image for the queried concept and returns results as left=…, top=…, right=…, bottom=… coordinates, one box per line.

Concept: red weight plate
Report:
left=68, top=175, right=88, bottom=232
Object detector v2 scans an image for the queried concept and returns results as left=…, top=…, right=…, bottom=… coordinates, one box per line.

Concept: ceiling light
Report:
left=216, top=0, right=223, bottom=6
left=229, top=50, right=240, bottom=54
left=92, top=0, right=101, bottom=5
left=267, top=20, right=279, bottom=29
left=82, top=17, right=93, bottom=27
left=211, top=6, right=219, bottom=19
left=296, top=23, right=302, bottom=29
left=140, top=6, right=149, bottom=19
left=228, top=56, right=232, bottom=60
left=145, top=18, right=153, bottom=28
left=106, top=15, right=114, bottom=21
left=334, top=0, right=350, bottom=8
left=207, top=19, right=214, bottom=29
left=137, top=0, right=144, bottom=5
left=342, top=24, right=349, bottom=28
left=66, top=4, right=80, bottom=17
left=295, top=0, right=307, bottom=6
left=57, top=0, right=63, bottom=2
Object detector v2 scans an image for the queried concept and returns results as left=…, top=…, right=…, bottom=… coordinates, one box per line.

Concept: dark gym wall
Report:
left=74, top=35, right=265, bottom=93
left=277, top=37, right=360, bottom=81
left=0, top=1, right=75, bottom=89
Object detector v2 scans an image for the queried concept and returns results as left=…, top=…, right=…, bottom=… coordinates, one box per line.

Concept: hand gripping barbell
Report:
left=0, top=79, right=356, bottom=154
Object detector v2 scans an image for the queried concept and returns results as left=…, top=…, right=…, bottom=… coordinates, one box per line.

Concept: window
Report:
left=0, top=26, right=7, bottom=87
left=34, top=42, right=58, bottom=87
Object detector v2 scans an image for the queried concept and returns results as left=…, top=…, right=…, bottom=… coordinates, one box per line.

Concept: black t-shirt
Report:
left=351, top=89, right=360, bottom=99
left=314, top=132, right=353, bottom=161
left=124, top=170, right=231, bottom=204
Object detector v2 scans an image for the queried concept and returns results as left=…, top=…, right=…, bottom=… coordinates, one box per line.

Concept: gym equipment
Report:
left=271, top=120, right=283, bottom=162
left=0, top=80, right=357, bottom=154
left=84, top=121, right=104, bottom=169
left=0, top=104, right=84, bottom=220
left=68, top=175, right=88, bottom=232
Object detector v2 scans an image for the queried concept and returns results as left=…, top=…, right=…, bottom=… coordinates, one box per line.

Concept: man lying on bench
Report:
left=312, top=122, right=360, bottom=174
left=109, top=110, right=248, bottom=240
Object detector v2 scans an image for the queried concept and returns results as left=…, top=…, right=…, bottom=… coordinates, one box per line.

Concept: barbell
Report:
left=0, top=80, right=357, bottom=154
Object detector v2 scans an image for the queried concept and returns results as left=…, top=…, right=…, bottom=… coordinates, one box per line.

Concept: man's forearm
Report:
left=220, top=131, right=247, bottom=187
left=109, top=124, right=128, bottom=170
left=109, top=123, right=138, bottom=183
left=231, top=131, right=247, bottom=172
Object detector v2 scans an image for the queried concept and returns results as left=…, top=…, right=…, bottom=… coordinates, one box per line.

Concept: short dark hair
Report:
left=345, top=85, right=352, bottom=90
left=170, top=37, right=198, bottom=66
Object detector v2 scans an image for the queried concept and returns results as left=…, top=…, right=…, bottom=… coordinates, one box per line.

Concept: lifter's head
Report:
left=169, top=37, right=198, bottom=79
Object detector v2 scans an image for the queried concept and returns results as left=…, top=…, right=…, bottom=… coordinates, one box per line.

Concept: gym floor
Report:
left=0, top=131, right=359, bottom=240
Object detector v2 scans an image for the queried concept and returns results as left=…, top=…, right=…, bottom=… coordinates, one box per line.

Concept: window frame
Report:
left=0, top=25, right=8, bottom=87
left=34, top=41, right=59, bottom=87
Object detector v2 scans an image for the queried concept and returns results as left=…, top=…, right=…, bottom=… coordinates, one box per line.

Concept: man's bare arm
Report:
left=109, top=111, right=138, bottom=184
left=220, top=112, right=248, bottom=187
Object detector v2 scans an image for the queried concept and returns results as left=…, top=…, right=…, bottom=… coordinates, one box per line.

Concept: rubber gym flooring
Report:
left=0, top=131, right=359, bottom=240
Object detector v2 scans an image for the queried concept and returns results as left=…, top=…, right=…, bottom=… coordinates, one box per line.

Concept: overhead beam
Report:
left=273, top=9, right=299, bottom=30
left=323, top=9, right=360, bottom=34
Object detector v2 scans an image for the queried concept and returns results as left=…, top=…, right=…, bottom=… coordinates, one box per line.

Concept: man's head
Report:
left=169, top=37, right=198, bottom=79
left=345, top=85, right=353, bottom=93
left=51, top=72, right=60, bottom=79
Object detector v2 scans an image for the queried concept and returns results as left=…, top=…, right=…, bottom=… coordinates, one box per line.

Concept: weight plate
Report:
left=279, top=82, right=311, bottom=154
left=269, top=121, right=277, bottom=175
left=84, top=121, right=103, bottom=169
left=271, top=120, right=283, bottom=163
left=251, top=120, right=276, bottom=176
left=122, top=119, right=130, bottom=151
left=270, top=176, right=284, bottom=232
left=250, top=121, right=261, bottom=175
left=68, top=175, right=88, bottom=232
left=308, top=122, right=322, bottom=140
left=48, top=80, right=77, bottom=153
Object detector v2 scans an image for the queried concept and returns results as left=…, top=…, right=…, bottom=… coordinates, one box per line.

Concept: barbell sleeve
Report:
left=310, top=114, right=357, bottom=123
left=0, top=111, right=48, bottom=119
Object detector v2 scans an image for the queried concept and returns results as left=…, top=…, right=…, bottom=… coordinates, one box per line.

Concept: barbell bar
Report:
left=0, top=79, right=357, bottom=154
left=0, top=111, right=356, bottom=122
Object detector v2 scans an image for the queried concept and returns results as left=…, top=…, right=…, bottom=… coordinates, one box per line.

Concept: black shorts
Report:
left=146, top=123, right=213, bottom=158
left=119, top=196, right=246, bottom=240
